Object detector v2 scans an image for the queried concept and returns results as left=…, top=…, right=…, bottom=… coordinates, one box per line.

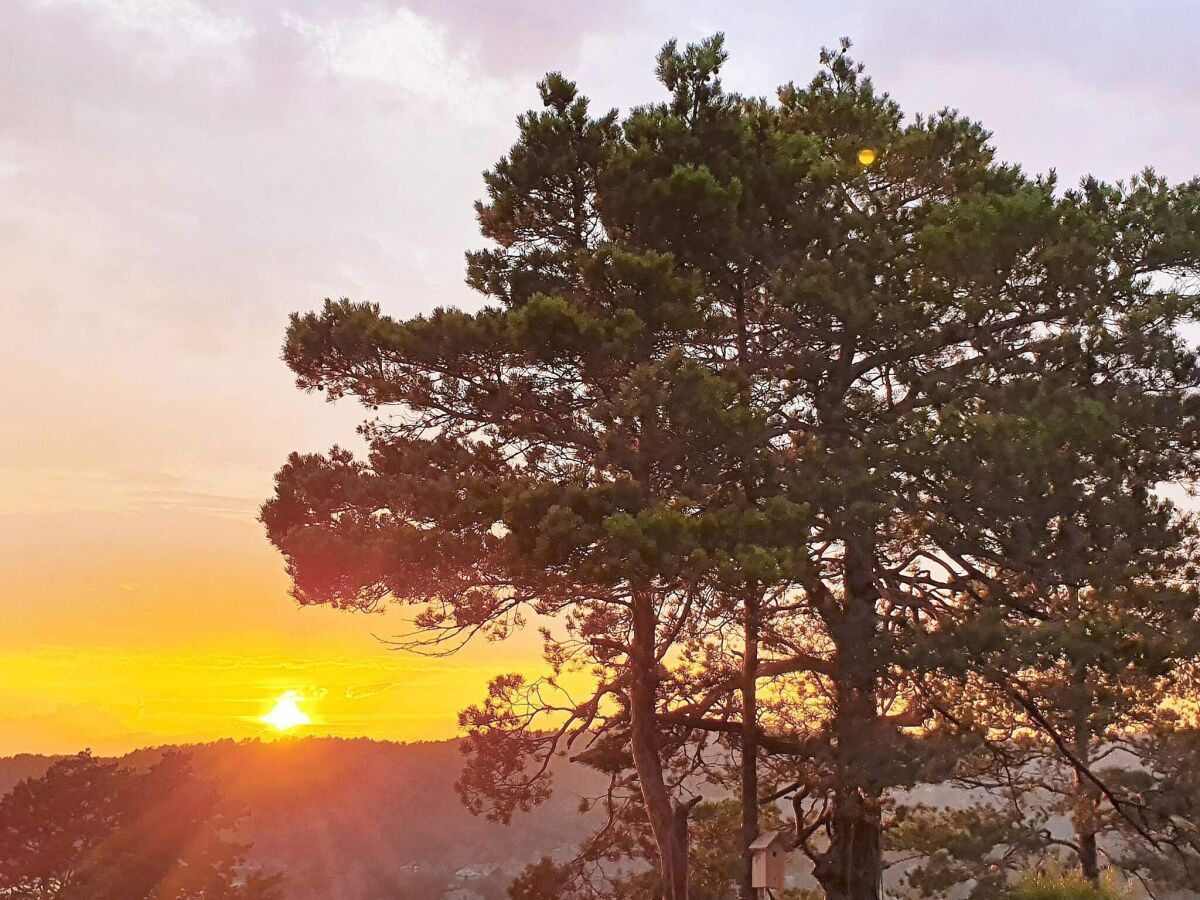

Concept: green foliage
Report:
left=889, top=801, right=1049, bottom=900
left=508, top=799, right=815, bottom=899
left=0, top=751, right=282, bottom=900
left=1010, top=867, right=1125, bottom=900
left=265, top=29, right=1200, bottom=899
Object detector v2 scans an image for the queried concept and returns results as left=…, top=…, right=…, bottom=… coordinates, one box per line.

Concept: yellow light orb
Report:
left=857, top=147, right=877, bottom=166
left=261, top=691, right=311, bottom=731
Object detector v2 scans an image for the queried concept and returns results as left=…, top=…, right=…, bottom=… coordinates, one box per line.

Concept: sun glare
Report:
left=261, top=691, right=311, bottom=731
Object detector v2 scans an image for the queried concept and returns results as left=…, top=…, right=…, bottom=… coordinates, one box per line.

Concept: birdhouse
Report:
left=750, top=829, right=789, bottom=890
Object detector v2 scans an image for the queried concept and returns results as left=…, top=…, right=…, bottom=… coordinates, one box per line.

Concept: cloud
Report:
left=135, top=488, right=260, bottom=517
left=281, top=7, right=521, bottom=116
left=400, top=0, right=639, bottom=76
left=868, top=0, right=1198, bottom=95
left=0, top=702, right=152, bottom=756
left=37, top=0, right=251, bottom=46
left=344, top=681, right=398, bottom=700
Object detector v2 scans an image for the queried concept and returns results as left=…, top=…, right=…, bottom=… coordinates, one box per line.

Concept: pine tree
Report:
left=893, top=578, right=1200, bottom=896
left=264, top=35, right=1200, bottom=899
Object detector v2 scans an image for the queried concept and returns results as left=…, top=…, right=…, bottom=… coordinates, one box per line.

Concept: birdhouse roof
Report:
left=749, top=829, right=787, bottom=851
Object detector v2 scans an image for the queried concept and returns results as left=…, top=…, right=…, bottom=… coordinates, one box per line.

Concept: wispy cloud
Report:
left=36, top=0, right=251, bottom=45
left=344, top=681, right=398, bottom=700
left=282, top=7, right=522, bottom=116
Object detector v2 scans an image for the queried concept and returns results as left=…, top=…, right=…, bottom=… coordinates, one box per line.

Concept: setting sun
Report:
left=261, top=691, right=311, bottom=731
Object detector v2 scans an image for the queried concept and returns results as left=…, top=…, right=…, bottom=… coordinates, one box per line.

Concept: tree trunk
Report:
left=739, top=595, right=760, bottom=900
left=733, top=292, right=758, bottom=900
left=1078, top=831, right=1100, bottom=884
left=813, top=539, right=883, bottom=900
left=814, top=788, right=884, bottom=900
left=1072, top=715, right=1102, bottom=883
left=629, top=590, right=690, bottom=899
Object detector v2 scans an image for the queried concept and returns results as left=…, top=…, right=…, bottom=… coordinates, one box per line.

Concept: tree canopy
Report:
left=263, top=34, right=1200, bottom=900
left=0, top=750, right=283, bottom=900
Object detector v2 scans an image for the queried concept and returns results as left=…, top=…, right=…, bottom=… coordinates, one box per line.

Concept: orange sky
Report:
left=0, top=496, right=550, bottom=755
left=4, top=0, right=1199, bottom=756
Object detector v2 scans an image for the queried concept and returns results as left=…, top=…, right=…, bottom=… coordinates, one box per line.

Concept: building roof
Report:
left=749, top=829, right=788, bottom=851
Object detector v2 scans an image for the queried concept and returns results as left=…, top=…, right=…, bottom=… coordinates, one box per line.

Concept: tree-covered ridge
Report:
left=263, top=34, right=1200, bottom=900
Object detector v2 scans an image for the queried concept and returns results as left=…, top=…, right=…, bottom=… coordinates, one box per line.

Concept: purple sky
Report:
left=4, top=0, right=1197, bottom=518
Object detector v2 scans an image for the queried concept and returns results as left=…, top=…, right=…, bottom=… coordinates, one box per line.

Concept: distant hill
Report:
left=0, top=753, right=67, bottom=795
left=0, top=739, right=1086, bottom=899
left=0, top=737, right=607, bottom=900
